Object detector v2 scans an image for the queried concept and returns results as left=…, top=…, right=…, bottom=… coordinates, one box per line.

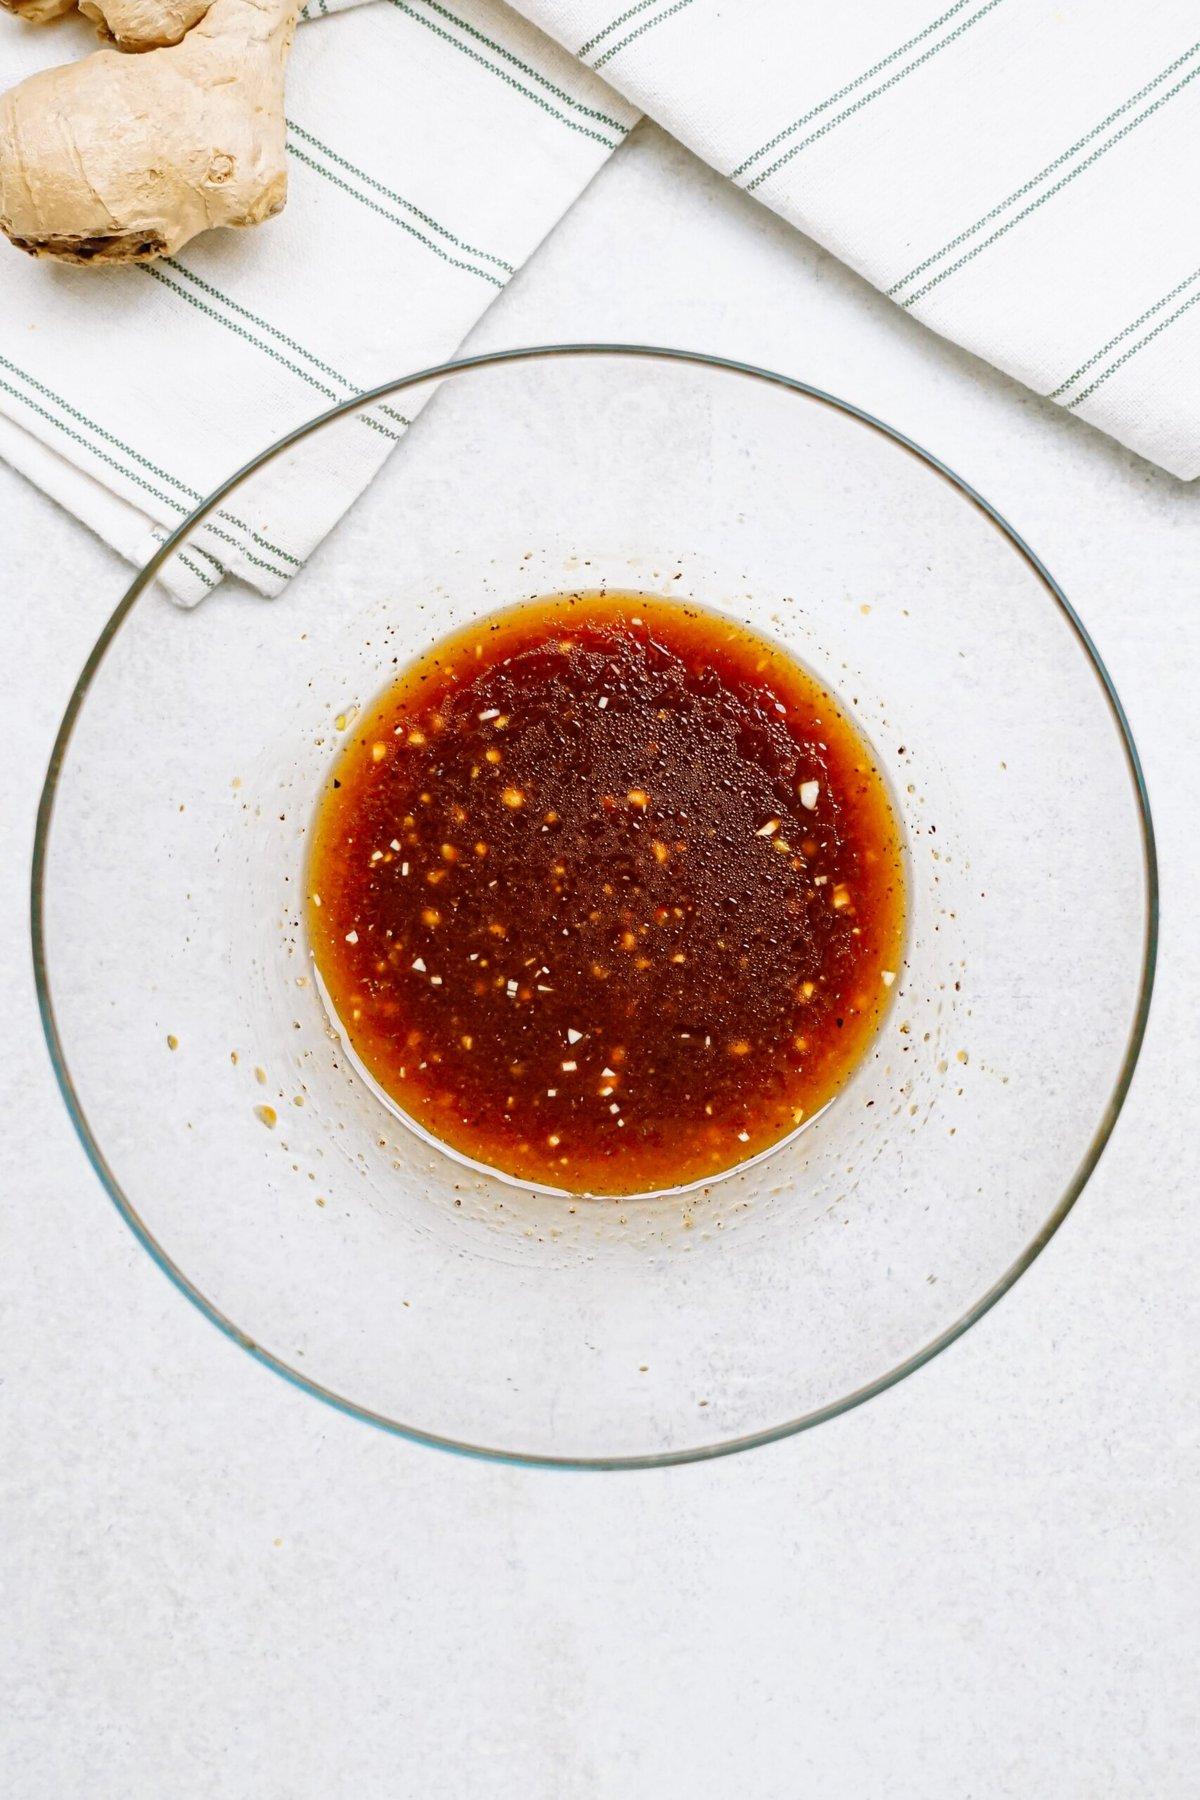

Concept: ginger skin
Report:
left=0, top=0, right=299, bottom=262
left=0, top=0, right=78, bottom=23
left=79, top=0, right=214, bottom=51
left=0, top=0, right=213, bottom=51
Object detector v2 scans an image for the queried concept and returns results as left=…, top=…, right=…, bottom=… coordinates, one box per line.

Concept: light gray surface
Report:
left=2, top=124, right=1196, bottom=1797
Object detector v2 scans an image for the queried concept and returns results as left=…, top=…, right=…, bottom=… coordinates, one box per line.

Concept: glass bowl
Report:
left=33, top=347, right=1157, bottom=1467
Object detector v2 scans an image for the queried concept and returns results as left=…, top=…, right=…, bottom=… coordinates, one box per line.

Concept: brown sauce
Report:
left=306, top=594, right=905, bottom=1194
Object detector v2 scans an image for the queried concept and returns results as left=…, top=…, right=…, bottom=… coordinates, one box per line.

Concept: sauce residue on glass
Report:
left=306, top=593, right=905, bottom=1194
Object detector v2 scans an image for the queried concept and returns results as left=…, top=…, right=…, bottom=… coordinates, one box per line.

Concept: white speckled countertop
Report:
left=3, top=125, right=1197, bottom=1797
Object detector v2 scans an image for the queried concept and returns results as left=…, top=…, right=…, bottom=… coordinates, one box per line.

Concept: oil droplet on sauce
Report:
left=306, top=594, right=904, bottom=1194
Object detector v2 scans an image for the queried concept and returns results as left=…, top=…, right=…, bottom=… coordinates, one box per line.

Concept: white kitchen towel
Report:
left=0, top=1, right=637, bottom=601
left=2, top=1, right=1198, bottom=606
left=522, top=0, right=1200, bottom=480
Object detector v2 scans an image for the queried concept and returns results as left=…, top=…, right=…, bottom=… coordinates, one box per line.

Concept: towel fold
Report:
left=0, top=0, right=636, bottom=601
left=523, top=0, right=1200, bottom=479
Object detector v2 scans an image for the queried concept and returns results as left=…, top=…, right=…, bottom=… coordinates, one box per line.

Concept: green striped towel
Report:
left=2, top=1, right=1197, bottom=604
left=526, top=0, right=1200, bottom=478
left=0, top=1, right=637, bottom=602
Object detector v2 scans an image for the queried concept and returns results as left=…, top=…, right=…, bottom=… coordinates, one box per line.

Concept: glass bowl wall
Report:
left=34, top=349, right=1156, bottom=1465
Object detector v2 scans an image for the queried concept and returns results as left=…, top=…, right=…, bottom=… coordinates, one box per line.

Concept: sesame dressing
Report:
left=307, top=594, right=904, bottom=1194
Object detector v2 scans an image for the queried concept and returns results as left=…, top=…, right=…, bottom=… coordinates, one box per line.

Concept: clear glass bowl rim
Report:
left=30, top=344, right=1160, bottom=1470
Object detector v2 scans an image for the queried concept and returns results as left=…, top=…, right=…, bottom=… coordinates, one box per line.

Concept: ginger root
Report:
left=78, top=0, right=214, bottom=51
left=0, top=0, right=298, bottom=262
left=0, top=0, right=78, bottom=23
left=1, top=0, right=213, bottom=51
